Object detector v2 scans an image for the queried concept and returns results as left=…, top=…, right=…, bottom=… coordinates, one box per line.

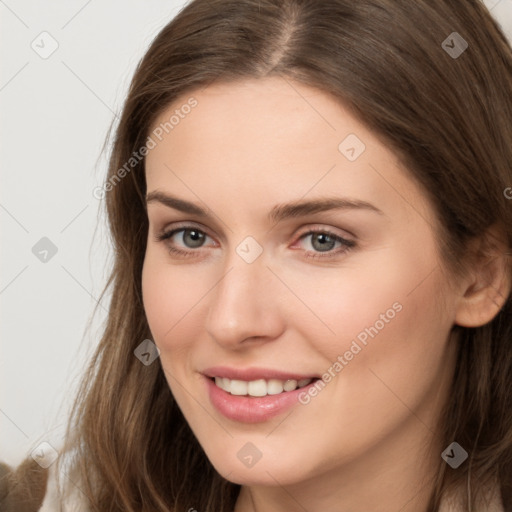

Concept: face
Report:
left=142, top=77, right=460, bottom=488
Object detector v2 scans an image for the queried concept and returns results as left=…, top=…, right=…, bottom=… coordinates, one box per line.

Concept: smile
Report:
left=203, top=368, right=321, bottom=423
left=212, top=376, right=314, bottom=397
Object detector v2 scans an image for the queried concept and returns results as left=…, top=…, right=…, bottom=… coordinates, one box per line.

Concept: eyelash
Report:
left=155, top=225, right=356, bottom=261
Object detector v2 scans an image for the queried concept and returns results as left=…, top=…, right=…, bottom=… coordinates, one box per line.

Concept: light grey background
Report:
left=1, top=0, right=511, bottom=467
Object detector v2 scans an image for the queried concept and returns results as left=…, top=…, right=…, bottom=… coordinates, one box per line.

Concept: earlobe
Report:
left=454, top=233, right=511, bottom=328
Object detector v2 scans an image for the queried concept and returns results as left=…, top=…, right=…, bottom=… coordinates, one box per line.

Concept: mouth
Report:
left=209, top=376, right=316, bottom=397
left=202, top=367, right=321, bottom=423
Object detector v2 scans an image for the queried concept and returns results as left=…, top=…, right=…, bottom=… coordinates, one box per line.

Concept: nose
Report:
left=204, top=250, right=285, bottom=350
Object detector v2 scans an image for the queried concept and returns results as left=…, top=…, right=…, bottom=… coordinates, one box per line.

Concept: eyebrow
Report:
left=145, top=190, right=383, bottom=223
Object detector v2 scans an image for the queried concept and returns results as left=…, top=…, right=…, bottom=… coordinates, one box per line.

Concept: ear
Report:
left=454, top=226, right=511, bottom=328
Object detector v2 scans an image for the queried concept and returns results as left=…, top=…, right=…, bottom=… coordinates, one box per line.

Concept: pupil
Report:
left=185, top=230, right=204, bottom=248
left=313, top=233, right=335, bottom=252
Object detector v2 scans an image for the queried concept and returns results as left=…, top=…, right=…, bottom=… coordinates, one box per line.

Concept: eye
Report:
left=155, top=224, right=356, bottom=260
left=295, top=228, right=356, bottom=260
left=155, top=226, right=214, bottom=258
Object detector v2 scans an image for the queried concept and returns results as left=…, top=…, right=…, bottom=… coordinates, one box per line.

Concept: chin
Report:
left=203, top=444, right=311, bottom=487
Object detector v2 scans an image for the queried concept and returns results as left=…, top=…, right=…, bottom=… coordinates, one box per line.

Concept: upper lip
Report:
left=202, top=366, right=320, bottom=381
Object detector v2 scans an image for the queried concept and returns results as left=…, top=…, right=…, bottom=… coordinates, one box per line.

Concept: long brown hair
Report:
left=12, top=0, right=512, bottom=510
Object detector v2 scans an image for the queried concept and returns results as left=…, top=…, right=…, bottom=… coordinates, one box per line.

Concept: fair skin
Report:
left=141, top=77, right=504, bottom=512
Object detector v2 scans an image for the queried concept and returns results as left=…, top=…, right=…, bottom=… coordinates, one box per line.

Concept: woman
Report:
left=3, top=0, right=512, bottom=510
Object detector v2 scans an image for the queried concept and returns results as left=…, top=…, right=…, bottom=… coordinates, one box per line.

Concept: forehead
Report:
left=148, top=77, right=357, bottom=151
left=144, top=77, right=433, bottom=228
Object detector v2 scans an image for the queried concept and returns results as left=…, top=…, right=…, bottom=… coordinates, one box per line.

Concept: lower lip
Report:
left=205, top=376, right=317, bottom=423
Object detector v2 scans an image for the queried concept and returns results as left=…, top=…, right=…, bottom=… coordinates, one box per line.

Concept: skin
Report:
left=141, top=77, right=498, bottom=511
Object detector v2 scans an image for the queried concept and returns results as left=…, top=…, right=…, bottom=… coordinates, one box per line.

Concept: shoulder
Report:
left=39, top=453, right=90, bottom=512
left=0, top=458, right=48, bottom=512
left=438, top=479, right=505, bottom=512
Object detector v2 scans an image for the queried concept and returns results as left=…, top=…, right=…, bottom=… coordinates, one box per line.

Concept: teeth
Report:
left=248, top=379, right=267, bottom=397
left=283, top=379, right=297, bottom=392
left=213, top=377, right=313, bottom=397
left=222, top=377, right=231, bottom=392
left=230, top=380, right=248, bottom=395
left=267, top=379, right=284, bottom=395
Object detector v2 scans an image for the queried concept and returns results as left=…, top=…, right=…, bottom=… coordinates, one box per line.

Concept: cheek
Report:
left=278, top=268, right=455, bottom=476
left=309, top=262, right=455, bottom=437
left=141, top=256, right=207, bottom=409
left=274, top=245, right=449, bottom=363
left=286, top=242, right=455, bottom=418
left=141, top=252, right=213, bottom=359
